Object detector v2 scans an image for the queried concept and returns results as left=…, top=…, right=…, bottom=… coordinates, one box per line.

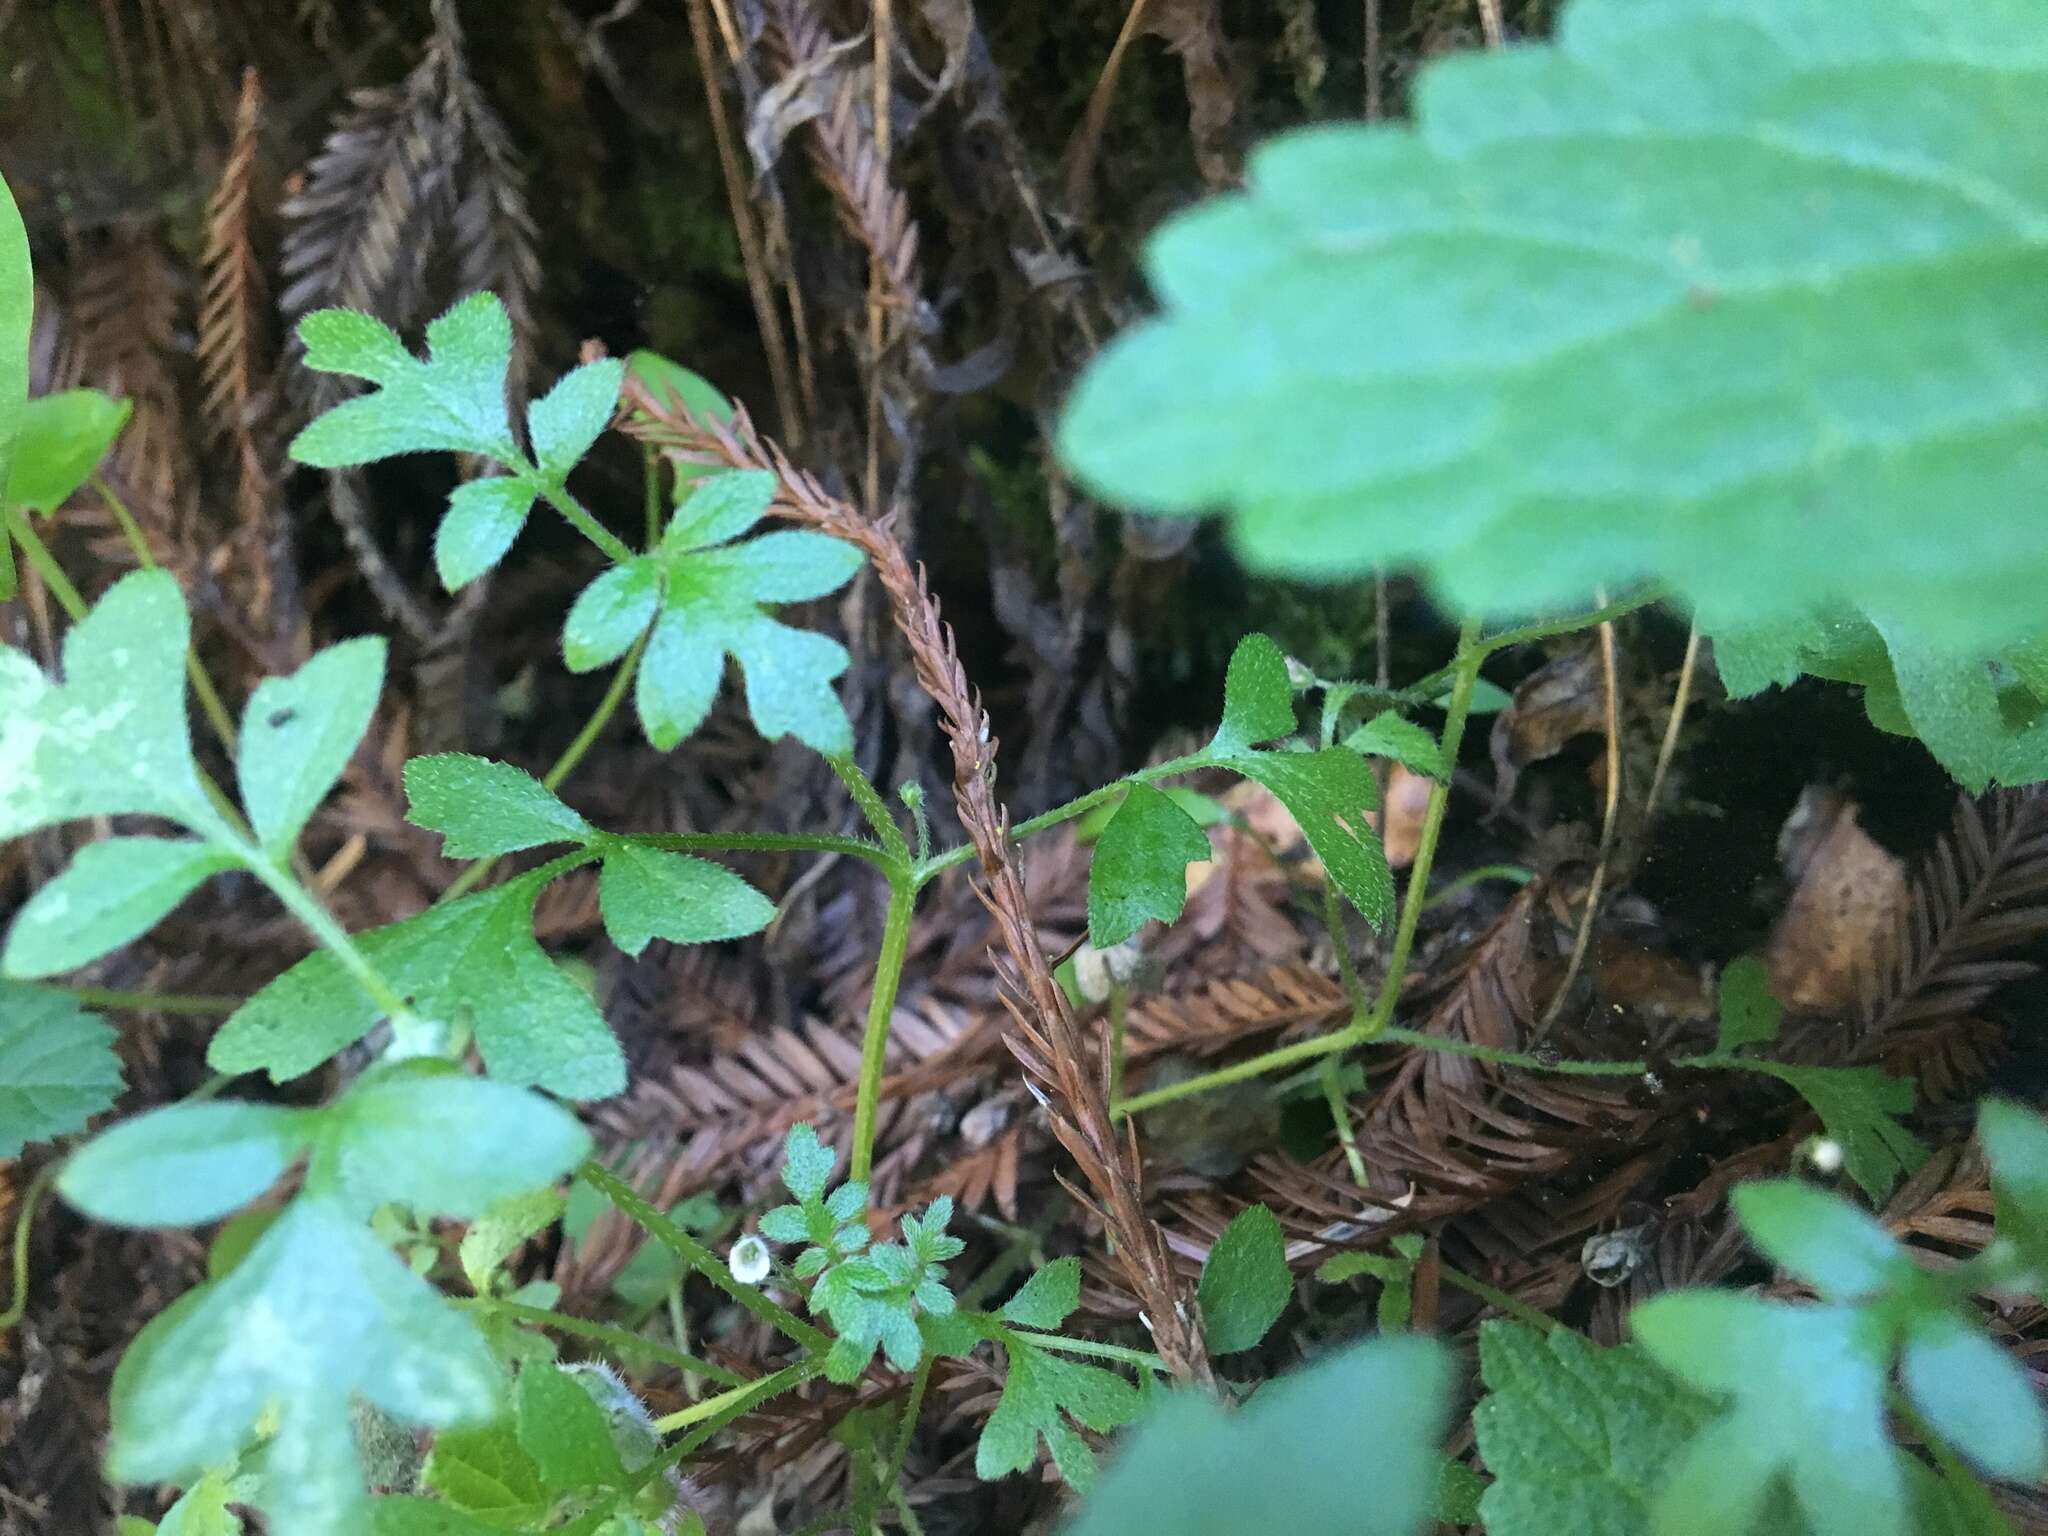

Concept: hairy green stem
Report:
left=466, top=1298, right=746, bottom=1387
left=1006, top=1328, right=1171, bottom=1373
left=238, top=846, right=415, bottom=1026
left=643, top=1358, right=820, bottom=1462
left=831, top=755, right=911, bottom=864
left=538, top=479, right=638, bottom=566
left=884, top=1354, right=933, bottom=1495
left=851, top=875, right=917, bottom=1181
left=0, top=1163, right=57, bottom=1331
left=1423, top=862, right=1535, bottom=910
left=578, top=1161, right=830, bottom=1352
left=1437, top=1261, right=1564, bottom=1334
left=62, top=985, right=241, bottom=1015
left=629, top=829, right=891, bottom=865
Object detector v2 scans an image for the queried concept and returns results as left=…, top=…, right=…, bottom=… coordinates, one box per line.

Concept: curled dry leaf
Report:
left=1490, top=643, right=1609, bottom=804
left=1767, top=787, right=1908, bottom=1015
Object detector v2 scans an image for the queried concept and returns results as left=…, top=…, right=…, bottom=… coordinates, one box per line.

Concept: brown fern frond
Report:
left=759, top=0, right=922, bottom=323
left=618, top=370, right=1210, bottom=1385
left=1856, top=787, right=2048, bottom=1052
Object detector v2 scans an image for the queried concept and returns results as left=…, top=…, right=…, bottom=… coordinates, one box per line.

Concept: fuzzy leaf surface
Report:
left=3, top=837, right=234, bottom=978
left=403, top=754, right=593, bottom=858
left=1198, top=1203, right=1291, bottom=1354
left=239, top=638, right=385, bottom=855
left=1087, top=783, right=1211, bottom=946
left=0, top=983, right=122, bottom=1158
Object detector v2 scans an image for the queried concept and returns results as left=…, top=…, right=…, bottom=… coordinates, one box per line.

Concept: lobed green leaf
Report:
left=1086, top=783, right=1211, bottom=947
left=403, top=754, right=594, bottom=858
left=0, top=983, right=123, bottom=1158
left=3, top=837, right=234, bottom=978
left=6, top=389, right=132, bottom=513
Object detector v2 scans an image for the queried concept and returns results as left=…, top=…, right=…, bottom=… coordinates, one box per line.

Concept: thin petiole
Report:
left=1005, top=1328, right=1172, bottom=1373
left=850, top=874, right=917, bottom=1180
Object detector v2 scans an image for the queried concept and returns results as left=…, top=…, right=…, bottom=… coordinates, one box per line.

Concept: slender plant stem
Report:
left=629, top=829, right=891, bottom=865
left=1405, top=586, right=1667, bottom=700
left=439, top=635, right=649, bottom=903
left=851, top=875, right=917, bottom=1181
left=884, top=1354, right=933, bottom=1494
left=61, top=985, right=240, bottom=1015
left=890, top=1484, right=928, bottom=1536
left=650, top=1357, right=817, bottom=1437
left=1437, top=1260, right=1563, bottom=1334
left=1322, top=1055, right=1369, bottom=1187
left=468, top=1299, right=747, bottom=1387
left=538, top=480, right=637, bottom=566
left=1006, top=1328, right=1171, bottom=1373
left=94, top=474, right=240, bottom=754
left=642, top=446, right=663, bottom=548
left=832, top=755, right=911, bottom=864
left=578, top=1161, right=830, bottom=1352
left=913, top=751, right=1211, bottom=887
left=0, top=1163, right=57, bottom=1331
left=238, top=846, right=414, bottom=1024
left=1423, top=862, right=1534, bottom=910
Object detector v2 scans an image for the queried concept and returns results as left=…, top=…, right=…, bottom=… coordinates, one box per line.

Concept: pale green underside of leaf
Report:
left=0, top=982, right=123, bottom=1158
left=3, top=836, right=235, bottom=978
left=1058, top=0, right=2048, bottom=656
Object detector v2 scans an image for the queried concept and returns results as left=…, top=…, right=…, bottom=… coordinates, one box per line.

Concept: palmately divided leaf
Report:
left=1058, top=0, right=2048, bottom=661
left=209, top=867, right=624, bottom=1100
left=1197, top=1203, right=1291, bottom=1355
left=596, top=842, right=776, bottom=956
left=290, top=295, right=518, bottom=468
left=1714, top=955, right=1781, bottom=1054
left=1751, top=1063, right=1927, bottom=1200
left=1065, top=1334, right=1452, bottom=1536
left=0, top=983, right=123, bottom=1158
left=637, top=473, right=865, bottom=754
left=106, top=1198, right=502, bottom=1536
left=403, top=754, right=594, bottom=858
left=3, top=836, right=234, bottom=978
left=0, top=570, right=212, bottom=837
left=59, top=1101, right=312, bottom=1228
left=6, top=389, right=132, bottom=513
left=973, top=1320, right=1143, bottom=1493
left=239, top=637, right=386, bottom=855
left=434, top=477, right=539, bottom=592
left=1087, top=784, right=1212, bottom=947
left=320, top=1069, right=591, bottom=1221
left=562, top=560, right=661, bottom=673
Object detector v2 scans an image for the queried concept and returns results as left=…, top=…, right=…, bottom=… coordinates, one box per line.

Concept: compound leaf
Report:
left=60, top=1101, right=311, bottom=1228
left=239, top=638, right=386, bottom=855
left=1198, top=1203, right=1291, bottom=1355
left=1714, top=956, right=1781, bottom=1054
left=7, top=389, right=132, bottom=513
left=210, top=868, right=624, bottom=1099
left=1066, top=1334, right=1452, bottom=1536
left=1087, top=783, right=1211, bottom=947
left=596, top=843, right=775, bottom=957
left=997, top=1257, right=1081, bottom=1331
left=4, top=836, right=235, bottom=978
left=0, top=983, right=122, bottom=1158
left=106, top=1198, right=501, bottom=1536
left=974, top=1323, right=1142, bottom=1493
left=1058, top=0, right=2048, bottom=661
left=1345, top=713, right=1448, bottom=780
left=291, top=296, right=517, bottom=467
left=403, top=754, right=593, bottom=858
left=0, top=570, right=211, bottom=837
left=527, top=359, right=623, bottom=483
left=1751, top=1063, right=1928, bottom=1200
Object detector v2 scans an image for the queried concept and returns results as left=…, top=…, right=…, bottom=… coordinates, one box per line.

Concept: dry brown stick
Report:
left=620, top=377, right=1214, bottom=1385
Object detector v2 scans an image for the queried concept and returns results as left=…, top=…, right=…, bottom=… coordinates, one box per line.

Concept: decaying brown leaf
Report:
left=1490, top=642, right=1609, bottom=803
left=1766, top=786, right=1909, bottom=1015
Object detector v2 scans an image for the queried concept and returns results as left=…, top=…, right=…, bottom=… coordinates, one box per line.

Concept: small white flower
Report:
left=1807, top=1137, right=1845, bottom=1175
left=729, top=1235, right=772, bottom=1285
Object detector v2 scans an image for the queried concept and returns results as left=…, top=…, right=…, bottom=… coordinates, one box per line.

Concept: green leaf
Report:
left=239, top=638, right=386, bottom=855
left=1730, top=1181, right=1911, bottom=1301
left=435, top=477, right=539, bottom=592
left=369, top=1498, right=507, bottom=1536
left=460, top=1187, right=565, bottom=1296
left=563, top=560, right=661, bottom=673
left=1197, top=1203, right=1291, bottom=1355
left=1087, top=783, right=1211, bottom=946
left=0, top=983, right=123, bottom=1158
left=6, top=390, right=132, bottom=512
left=422, top=1418, right=550, bottom=1524
left=210, top=867, right=625, bottom=1099
left=1211, top=633, right=1297, bottom=754
left=1900, top=1310, right=2048, bottom=1483
left=974, top=1323, right=1142, bottom=1492
left=107, top=1198, right=502, bottom=1536
left=1344, top=713, right=1448, bottom=780
left=321, top=1069, right=591, bottom=1221
left=1714, top=956, right=1781, bottom=1054
left=1980, top=1098, right=2048, bottom=1278
left=515, top=1362, right=627, bottom=1495
left=625, top=350, right=733, bottom=423
left=1473, top=1321, right=1753, bottom=1536
left=0, top=570, right=211, bottom=837
left=291, top=296, right=517, bottom=467
left=596, top=843, right=776, bottom=957
left=997, top=1257, right=1081, bottom=1330
left=528, top=359, right=624, bottom=483
left=4, top=836, right=234, bottom=978
left=1632, top=1290, right=1901, bottom=1536
left=403, top=754, right=594, bottom=858
left=1066, top=1334, right=1452, bottom=1536
left=1868, top=617, right=2048, bottom=793
left=59, top=1101, right=311, bottom=1227
left=1059, top=0, right=2048, bottom=664
left=0, top=170, right=30, bottom=600
left=155, top=1470, right=244, bottom=1536
left=636, top=472, right=864, bottom=753
left=1750, top=1063, right=1928, bottom=1200
left=1230, top=748, right=1393, bottom=929
left=781, top=1122, right=836, bottom=1205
